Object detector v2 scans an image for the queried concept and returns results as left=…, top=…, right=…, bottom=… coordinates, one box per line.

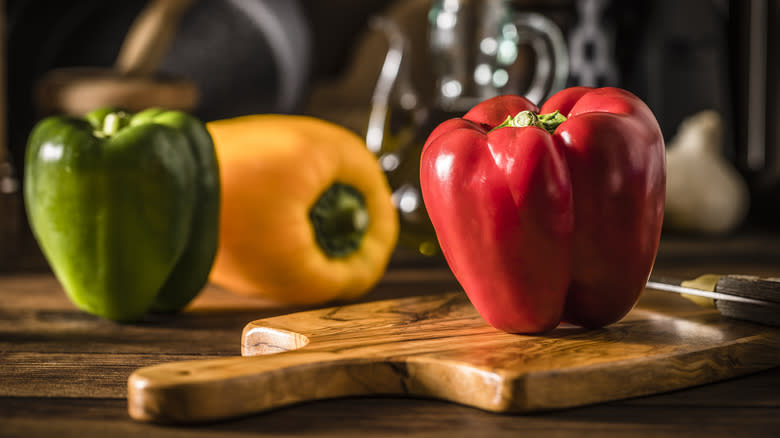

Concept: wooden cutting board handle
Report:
left=128, top=352, right=421, bottom=424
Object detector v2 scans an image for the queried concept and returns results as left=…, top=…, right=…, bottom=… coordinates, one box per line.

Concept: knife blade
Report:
left=645, top=274, right=780, bottom=326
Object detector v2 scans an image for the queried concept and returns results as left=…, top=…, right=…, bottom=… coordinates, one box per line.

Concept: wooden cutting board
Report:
left=128, top=289, right=780, bottom=424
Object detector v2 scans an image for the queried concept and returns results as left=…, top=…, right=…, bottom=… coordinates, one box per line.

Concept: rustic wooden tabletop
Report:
left=1, top=233, right=779, bottom=437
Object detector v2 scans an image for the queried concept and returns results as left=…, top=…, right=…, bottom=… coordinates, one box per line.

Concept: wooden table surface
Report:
left=2, top=233, right=780, bottom=437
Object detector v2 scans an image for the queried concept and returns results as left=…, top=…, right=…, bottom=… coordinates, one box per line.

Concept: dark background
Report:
left=4, top=0, right=778, bottom=226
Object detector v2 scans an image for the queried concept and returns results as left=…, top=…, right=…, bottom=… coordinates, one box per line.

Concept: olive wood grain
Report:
left=128, top=290, right=780, bottom=424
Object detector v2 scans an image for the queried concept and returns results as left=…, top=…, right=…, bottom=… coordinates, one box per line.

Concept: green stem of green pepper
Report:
left=97, top=111, right=131, bottom=138
left=310, top=183, right=369, bottom=258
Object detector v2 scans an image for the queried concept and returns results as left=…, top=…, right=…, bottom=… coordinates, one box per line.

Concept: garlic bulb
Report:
left=664, top=110, right=749, bottom=234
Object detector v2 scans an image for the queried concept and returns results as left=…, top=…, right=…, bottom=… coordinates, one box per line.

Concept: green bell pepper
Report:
left=24, top=108, right=220, bottom=322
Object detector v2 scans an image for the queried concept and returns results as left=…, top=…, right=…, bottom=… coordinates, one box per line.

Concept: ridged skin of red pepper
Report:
left=421, top=95, right=575, bottom=333
left=420, top=88, right=665, bottom=333
left=543, top=87, right=666, bottom=328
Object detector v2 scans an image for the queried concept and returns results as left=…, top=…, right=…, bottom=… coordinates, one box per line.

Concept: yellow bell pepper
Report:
left=207, top=115, right=399, bottom=305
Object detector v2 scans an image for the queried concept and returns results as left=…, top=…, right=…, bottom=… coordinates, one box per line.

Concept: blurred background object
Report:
left=426, top=0, right=569, bottom=112
left=1, top=0, right=22, bottom=270
left=731, top=0, right=780, bottom=228
left=664, top=110, right=750, bottom=235
left=1, top=0, right=779, bottom=270
left=0, top=0, right=30, bottom=273
left=308, top=0, right=573, bottom=255
left=6, top=0, right=312, bottom=175
left=35, top=0, right=198, bottom=117
left=567, top=0, right=618, bottom=87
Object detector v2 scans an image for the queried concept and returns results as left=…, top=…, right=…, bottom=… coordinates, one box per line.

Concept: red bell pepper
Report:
left=420, top=87, right=665, bottom=333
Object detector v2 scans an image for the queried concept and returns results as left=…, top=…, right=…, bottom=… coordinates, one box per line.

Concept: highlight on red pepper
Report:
left=420, top=87, right=666, bottom=333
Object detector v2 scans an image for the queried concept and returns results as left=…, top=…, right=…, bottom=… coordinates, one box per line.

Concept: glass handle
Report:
left=513, top=12, right=569, bottom=104
left=366, top=16, right=420, bottom=154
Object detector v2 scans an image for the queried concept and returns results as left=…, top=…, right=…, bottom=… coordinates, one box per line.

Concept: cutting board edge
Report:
left=234, top=325, right=780, bottom=415
left=511, top=332, right=780, bottom=412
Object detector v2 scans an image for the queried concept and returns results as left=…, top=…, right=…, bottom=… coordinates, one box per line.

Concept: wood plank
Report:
left=0, top=273, right=293, bottom=312
left=0, top=269, right=459, bottom=313
left=2, top=262, right=779, bottom=435
left=0, top=300, right=262, bottom=356
left=0, top=271, right=460, bottom=358
left=0, top=270, right=461, bottom=401
left=622, top=366, right=780, bottom=408
left=0, top=353, right=223, bottom=398
left=3, top=394, right=780, bottom=438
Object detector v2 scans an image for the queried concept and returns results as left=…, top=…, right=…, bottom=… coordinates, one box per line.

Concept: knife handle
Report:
left=713, top=275, right=780, bottom=326
left=715, top=275, right=780, bottom=302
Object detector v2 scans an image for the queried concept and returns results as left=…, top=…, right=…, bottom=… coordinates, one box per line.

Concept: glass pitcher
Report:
left=366, top=0, right=569, bottom=256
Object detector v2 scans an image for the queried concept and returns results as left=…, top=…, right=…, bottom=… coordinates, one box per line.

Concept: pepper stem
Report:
left=97, top=111, right=131, bottom=137
left=310, top=183, right=369, bottom=258
left=492, top=110, right=567, bottom=134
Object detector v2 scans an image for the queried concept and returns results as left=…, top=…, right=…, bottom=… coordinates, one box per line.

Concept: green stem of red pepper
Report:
left=492, top=110, right=567, bottom=134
